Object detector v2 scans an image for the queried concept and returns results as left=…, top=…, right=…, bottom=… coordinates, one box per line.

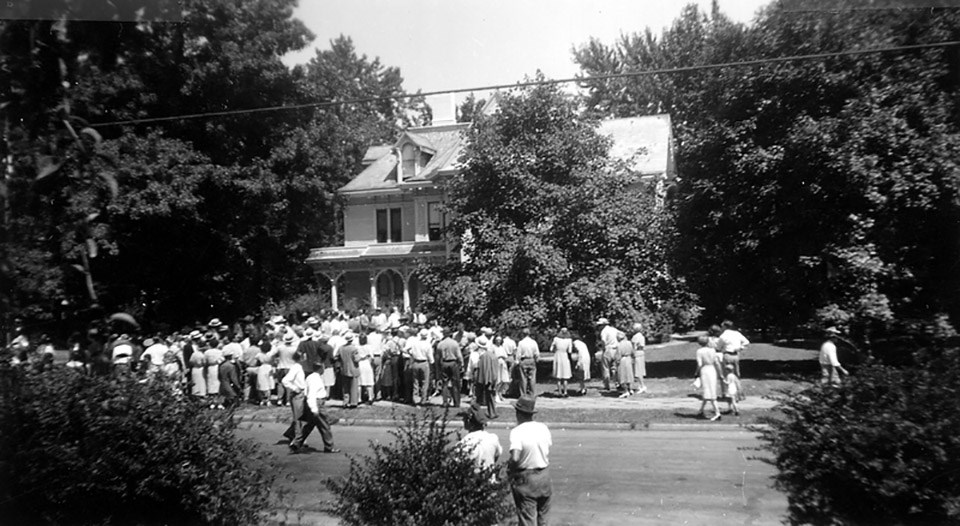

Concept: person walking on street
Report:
left=508, top=395, right=553, bottom=526
left=437, top=328, right=463, bottom=408
left=516, top=329, right=540, bottom=397
left=819, top=327, right=849, bottom=385
left=290, top=359, right=340, bottom=454
left=280, top=351, right=307, bottom=445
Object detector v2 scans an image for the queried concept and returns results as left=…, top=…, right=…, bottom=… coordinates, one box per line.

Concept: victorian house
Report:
left=306, top=105, right=675, bottom=312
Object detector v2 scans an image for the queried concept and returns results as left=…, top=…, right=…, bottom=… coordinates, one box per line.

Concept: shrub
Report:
left=327, top=409, right=514, bottom=526
left=0, top=361, right=282, bottom=525
left=758, top=346, right=960, bottom=524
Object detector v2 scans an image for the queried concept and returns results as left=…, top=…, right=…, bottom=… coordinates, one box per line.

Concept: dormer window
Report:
left=401, top=143, right=417, bottom=180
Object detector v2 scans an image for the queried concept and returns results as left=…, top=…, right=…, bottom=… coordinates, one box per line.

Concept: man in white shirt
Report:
left=141, top=337, right=169, bottom=370
left=597, top=318, right=620, bottom=391
left=718, top=320, right=750, bottom=378
left=290, top=360, right=340, bottom=454
left=408, top=329, right=435, bottom=405
left=508, top=395, right=552, bottom=526
left=515, top=329, right=540, bottom=397
left=459, top=403, right=501, bottom=475
left=819, top=327, right=849, bottom=385
left=280, top=352, right=306, bottom=446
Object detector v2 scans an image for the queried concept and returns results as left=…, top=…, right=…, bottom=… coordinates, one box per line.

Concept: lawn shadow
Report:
left=646, top=359, right=819, bottom=380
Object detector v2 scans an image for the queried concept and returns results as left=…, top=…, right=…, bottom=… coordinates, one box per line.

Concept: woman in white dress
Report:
left=357, top=334, right=375, bottom=404
left=696, top=335, right=722, bottom=421
left=550, top=328, right=573, bottom=397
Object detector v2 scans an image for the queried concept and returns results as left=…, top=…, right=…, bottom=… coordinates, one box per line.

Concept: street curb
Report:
left=237, top=414, right=768, bottom=432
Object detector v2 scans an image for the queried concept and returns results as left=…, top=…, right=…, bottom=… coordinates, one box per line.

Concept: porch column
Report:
left=369, top=270, right=378, bottom=310
left=402, top=272, right=411, bottom=312
left=322, top=271, right=344, bottom=311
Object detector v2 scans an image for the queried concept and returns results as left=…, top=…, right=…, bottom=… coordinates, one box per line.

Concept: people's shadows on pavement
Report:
left=673, top=411, right=708, bottom=420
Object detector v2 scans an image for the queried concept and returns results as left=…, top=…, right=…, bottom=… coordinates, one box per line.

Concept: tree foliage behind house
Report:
left=418, top=82, right=700, bottom=337
left=574, top=3, right=960, bottom=345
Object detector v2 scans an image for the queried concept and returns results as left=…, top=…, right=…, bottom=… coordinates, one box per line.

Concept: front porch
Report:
left=306, top=241, right=448, bottom=312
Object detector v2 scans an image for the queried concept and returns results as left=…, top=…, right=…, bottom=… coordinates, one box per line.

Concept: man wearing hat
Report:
left=459, top=403, right=501, bottom=475
left=274, top=331, right=299, bottom=406
left=508, top=395, right=553, bottom=526
left=339, top=332, right=361, bottom=408
left=291, top=359, right=340, bottom=454
left=819, top=327, right=849, bottom=385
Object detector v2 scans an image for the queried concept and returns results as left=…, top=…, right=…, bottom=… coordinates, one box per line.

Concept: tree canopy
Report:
left=418, top=82, right=699, bottom=338
left=1, top=1, right=427, bottom=334
left=574, top=3, right=960, bottom=345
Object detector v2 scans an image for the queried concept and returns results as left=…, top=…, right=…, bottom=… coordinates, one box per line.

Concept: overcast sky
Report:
left=282, top=0, right=771, bottom=120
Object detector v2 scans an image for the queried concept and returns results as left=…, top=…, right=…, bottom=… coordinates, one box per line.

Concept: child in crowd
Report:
left=256, top=351, right=276, bottom=406
left=723, top=363, right=742, bottom=416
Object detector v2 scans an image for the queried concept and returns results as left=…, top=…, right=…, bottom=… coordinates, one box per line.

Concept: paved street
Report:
left=238, top=421, right=788, bottom=525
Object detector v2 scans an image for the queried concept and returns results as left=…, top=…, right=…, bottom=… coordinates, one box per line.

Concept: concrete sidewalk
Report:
left=237, top=388, right=778, bottom=431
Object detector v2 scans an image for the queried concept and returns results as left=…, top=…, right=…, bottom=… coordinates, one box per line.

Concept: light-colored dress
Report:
left=189, top=349, right=207, bottom=397
left=357, top=344, right=375, bottom=387
left=550, top=337, right=572, bottom=380
left=696, top=346, right=720, bottom=401
left=204, top=347, right=223, bottom=395
left=493, top=344, right=511, bottom=384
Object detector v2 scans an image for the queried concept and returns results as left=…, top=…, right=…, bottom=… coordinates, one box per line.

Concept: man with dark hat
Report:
left=459, top=403, right=501, bottom=474
left=508, top=394, right=553, bottom=526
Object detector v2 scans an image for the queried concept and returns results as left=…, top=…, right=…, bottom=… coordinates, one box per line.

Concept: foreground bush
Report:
left=0, top=363, right=280, bottom=525
left=328, top=409, right=513, bottom=526
left=758, top=347, right=960, bottom=524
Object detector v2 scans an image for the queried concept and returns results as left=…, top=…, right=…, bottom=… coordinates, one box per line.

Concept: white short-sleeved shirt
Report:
left=631, top=332, right=646, bottom=351
left=461, top=430, right=502, bottom=471
left=819, top=341, right=840, bottom=366
left=509, top=421, right=551, bottom=470
left=719, top=329, right=749, bottom=353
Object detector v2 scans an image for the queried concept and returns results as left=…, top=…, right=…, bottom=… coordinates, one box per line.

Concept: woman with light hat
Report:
left=204, top=334, right=224, bottom=408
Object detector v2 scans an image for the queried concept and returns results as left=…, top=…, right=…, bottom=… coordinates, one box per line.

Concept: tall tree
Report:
left=574, top=4, right=960, bottom=345
left=418, top=82, right=699, bottom=338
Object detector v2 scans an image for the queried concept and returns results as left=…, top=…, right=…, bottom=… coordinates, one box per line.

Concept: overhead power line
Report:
left=91, top=40, right=960, bottom=128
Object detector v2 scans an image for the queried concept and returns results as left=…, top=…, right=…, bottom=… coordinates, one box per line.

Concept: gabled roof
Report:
left=340, top=123, right=468, bottom=193
left=598, top=114, right=673, bottom=176
left=340, top=114, right=673, bottom=194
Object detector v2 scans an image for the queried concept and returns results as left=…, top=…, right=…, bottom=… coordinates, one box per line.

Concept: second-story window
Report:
left=427, top=201, right=443, bottom=241
left=376, top=207, right=403, bottom=243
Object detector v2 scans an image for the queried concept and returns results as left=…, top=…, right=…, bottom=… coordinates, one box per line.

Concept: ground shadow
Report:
left=645, top=359, right=819, bottom=380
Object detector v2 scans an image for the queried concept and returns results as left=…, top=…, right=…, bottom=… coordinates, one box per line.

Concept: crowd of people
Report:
left=5, top=310, right=653, bottom=412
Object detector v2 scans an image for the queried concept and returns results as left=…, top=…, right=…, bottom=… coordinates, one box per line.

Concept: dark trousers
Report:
left=519, top=359, right=537, bottom=397
left=410, top=361, right=431, bottom=404
left=294, top=400, right=335, bottom=450
left=440, top=361, right=462, bottom=407
left=511, top=467, right=552, bottom=526
left=475, top=382, right=498, bottom=417
left=282, top=392, right=305, bottom=441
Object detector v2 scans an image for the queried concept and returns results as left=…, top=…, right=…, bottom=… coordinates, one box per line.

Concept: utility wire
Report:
left=90, top=40, right=960, bottom=128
